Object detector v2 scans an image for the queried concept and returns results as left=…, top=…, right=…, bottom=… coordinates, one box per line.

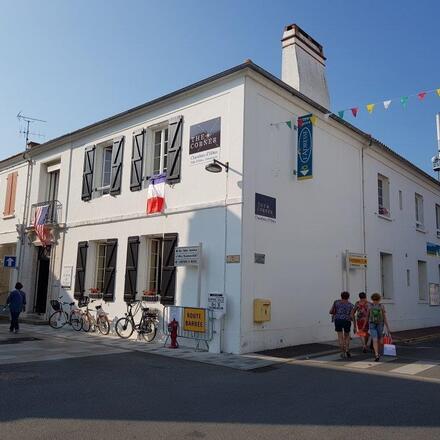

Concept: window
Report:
left=377, top=174, right=390, bottom=217
left=152, top=127, right=168, bottom=176
left=418, top=260, right=428, bottom=301
left=101, top=146, right=113, bottom=195
left=398, top=190, right=403, bottom=210
left=147, top=238, right=162, bottom=293
left=406, top=269, right=410, bottom=287
left=95, top=243, right=107, bottom=292
left=380, top=252, right=393, bottom=299
left=47, top=170, right=59, bottom=202
left=415, top=193, right=424, bottom=229
left=436, top=204, right=440, bottom=236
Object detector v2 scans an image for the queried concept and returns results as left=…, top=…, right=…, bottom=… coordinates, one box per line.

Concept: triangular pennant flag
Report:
left=418, top=92, right=427, bottom=101
left=366, top=104, right=375, bottom=114
left=400, top=96, right=408, bottom=108
left=383, top=100, right=392, bottom=110
left=297, top=118, right=303, bottom=128
left=285, top=120, right=292, bottom=129
left=351, top=107, right=359, bottom=117
left=337, top=110, right=345, bottom=119
left=436, top=89, right=440, bottom=97
left=310, top=115, right=317, bottom=125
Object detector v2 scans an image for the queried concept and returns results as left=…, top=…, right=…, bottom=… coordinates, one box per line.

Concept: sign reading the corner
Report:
left=183, top=307, right=206, bottom=332
left=174, top=246, right=201, bottom=266
left=189, top=117, right=221, bottom=166
left=297, top=114, right=313, bottom=180
left=255, top=193, right=276, bottom=223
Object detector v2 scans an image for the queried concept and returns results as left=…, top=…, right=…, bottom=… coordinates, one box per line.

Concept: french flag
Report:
left=147, top=174, right=166, bottom=214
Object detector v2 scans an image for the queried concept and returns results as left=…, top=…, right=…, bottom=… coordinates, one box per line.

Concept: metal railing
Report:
left=30, top=200, right=62, bottom=226
left=163, top=306, right=214, bottom=351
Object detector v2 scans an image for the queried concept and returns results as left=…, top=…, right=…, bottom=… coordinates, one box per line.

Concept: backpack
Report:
left=370, top=304, right=384, bottom=324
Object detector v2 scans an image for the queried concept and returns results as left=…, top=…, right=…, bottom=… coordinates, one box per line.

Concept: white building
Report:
left=1, top=24, right=440, bottom=353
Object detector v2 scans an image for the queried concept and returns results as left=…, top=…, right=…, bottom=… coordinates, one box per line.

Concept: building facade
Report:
left=1, top=25, right=439, bottom=354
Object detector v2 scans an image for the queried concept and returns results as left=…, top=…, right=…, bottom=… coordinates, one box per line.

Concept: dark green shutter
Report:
left=124, top=236, right=140, bottom=302
left=110, top=137, right=124, bottom=195
left=166, top=116, right=183, bottom=184
left=160, top=233, right=178, bottom=305
left=103, top=239, right=118, bottom=302
left=81, top=146, right=95, bottom=201
left=74, top=241, right=88, bottom=299
left=130, top=130, right=145, bottom=191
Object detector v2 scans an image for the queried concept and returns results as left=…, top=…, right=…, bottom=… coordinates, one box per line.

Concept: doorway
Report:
left=35, top=247, right=51, bottom=314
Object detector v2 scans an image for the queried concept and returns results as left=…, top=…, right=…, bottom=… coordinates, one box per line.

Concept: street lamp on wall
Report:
left=205, top=159, right=229, bottom=174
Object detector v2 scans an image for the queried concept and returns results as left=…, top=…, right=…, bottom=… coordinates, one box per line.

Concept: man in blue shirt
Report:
left=6, top=282, right=26, bottom=333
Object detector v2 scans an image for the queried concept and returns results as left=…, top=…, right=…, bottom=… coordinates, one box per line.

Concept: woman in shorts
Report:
left=366, top=292, right=391, bottom=362
left=330, top=291, right=354, bottom=359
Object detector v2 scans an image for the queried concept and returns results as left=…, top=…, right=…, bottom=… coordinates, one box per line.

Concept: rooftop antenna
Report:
left=17, top=112, right=46, bottom=149
left=431, top=113, right=440, bottom=180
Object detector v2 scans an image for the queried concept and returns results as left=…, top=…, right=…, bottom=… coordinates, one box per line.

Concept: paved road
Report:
left=1, top=325, right=440, bottom=440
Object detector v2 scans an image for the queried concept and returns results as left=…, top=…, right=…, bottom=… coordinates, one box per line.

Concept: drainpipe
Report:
left=361, top=136, right=373, bottom=293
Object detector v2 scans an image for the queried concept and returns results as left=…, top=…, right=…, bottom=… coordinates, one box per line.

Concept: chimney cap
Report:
left=27, top=141, right=40, bottom=149
left=282, top=23, right=325, bottom=60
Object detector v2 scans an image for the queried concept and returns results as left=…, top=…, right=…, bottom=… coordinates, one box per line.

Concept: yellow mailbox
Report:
left=254, top=299, right=271, bottom=323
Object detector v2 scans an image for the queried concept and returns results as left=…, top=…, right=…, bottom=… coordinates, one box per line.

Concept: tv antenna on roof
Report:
left=17, top=112, right=47, bottom=149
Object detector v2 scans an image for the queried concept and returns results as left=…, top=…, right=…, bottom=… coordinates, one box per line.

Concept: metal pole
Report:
left=197, top=242, right=202, bottom=307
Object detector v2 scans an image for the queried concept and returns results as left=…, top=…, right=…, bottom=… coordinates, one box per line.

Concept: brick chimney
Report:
left=281, top=24, right=330, bottom=109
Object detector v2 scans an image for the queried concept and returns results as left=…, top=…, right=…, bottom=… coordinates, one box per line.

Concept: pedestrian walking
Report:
left=329, top=291, right=354, bottom=359
left=366, top=292, right=390, bottom=362
left=6, top=282, right=26, bottom=334
left=351, top=292, right=370, bottom=353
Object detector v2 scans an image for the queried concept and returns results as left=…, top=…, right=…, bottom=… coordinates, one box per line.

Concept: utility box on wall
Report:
left=254, top=299, right=271, bottom=323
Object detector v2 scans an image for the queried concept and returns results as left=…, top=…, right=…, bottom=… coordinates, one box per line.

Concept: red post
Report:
left=168, top=319, right=179, bottom=349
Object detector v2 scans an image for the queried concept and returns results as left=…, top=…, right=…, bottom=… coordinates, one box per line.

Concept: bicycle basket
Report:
left=78, top=297, right=90, bottom=308
left=50, top=300, right=61, bottom=311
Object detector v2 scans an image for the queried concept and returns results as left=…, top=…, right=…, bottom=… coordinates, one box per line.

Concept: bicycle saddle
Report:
left=141, top=307, right=150, bottom=311
left=95, top=305, right=102, bottom=310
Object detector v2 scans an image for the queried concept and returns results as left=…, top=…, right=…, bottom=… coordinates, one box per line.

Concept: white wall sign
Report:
left=174, top=246, right=201, bottom=266
left=208, top=292, right=226, bottom=318
left=61, top=266, right=73, bottom=288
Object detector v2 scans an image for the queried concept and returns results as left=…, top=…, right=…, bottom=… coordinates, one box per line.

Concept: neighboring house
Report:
left=1, top=24, right=440, bottom=353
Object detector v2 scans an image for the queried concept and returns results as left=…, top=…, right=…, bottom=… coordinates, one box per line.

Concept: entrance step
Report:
left=20, top=314, right=48, bottom=326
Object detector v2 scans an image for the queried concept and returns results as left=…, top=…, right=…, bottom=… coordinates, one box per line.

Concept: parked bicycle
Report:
left=49, top=296, right=83, bottom=331
left=78, top=297, right=110, bottom=335
left=115, top=301, right=159, bottom=342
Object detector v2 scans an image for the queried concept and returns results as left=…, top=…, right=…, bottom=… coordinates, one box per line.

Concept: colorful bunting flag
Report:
left=400, top=96, right=408, bottom=108
left=337, top=110, right=345, bottom=119
left=366, top=104, right=375, bottom=114
left=297, top=118, right=303, bottom=128
left=351, top=107, right=359, bottom=117
left=437, top=89, right=440, bottom=97
left=383, top=100, right=392, bottom=110
left=310, top=115, right=317, bottom=126
left=285, top=120, right=292, bottom=129
left=418, top=92, right=427, bottom=100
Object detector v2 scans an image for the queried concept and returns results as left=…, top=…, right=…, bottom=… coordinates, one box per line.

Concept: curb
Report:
left=394, top=334, right=440, bottom=344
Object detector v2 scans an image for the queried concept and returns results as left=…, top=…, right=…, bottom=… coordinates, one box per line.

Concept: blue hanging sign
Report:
left=297, top=114, right=313, bottom=180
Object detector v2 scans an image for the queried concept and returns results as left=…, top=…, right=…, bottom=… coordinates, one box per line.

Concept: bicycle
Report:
left=80, top=297, right=110, bottom=335
left=115, top=301, right=159, bottom=342
left=49, top=297, right=83, bottom=331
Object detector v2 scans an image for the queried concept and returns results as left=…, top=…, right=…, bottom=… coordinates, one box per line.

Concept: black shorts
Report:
left=334, top=319, right=351, bottom=333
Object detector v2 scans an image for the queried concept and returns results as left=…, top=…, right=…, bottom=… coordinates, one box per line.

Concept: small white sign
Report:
left=429, top=283, right=440, bottom=306
left=174, top=246, right=201, bottom=266
left=208, top=292, right=226, bottom=318
left=61, top=266, right=73, bottom=288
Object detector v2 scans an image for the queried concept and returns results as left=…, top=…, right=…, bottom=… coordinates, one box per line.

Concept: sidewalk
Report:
left=392, top=326, right=440, bottom=343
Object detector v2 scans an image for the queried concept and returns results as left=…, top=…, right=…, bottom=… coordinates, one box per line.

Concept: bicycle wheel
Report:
left=115, top=317, right=134, bottom=338
left=49, top=311, right=67, bottom=329
left=97, top=317, right=110, bottom=335
left=82, top=314, right=91, bottom=332
left=139, top=319, right=157, bottom=342
left=71, top=312, right=83, bottom=331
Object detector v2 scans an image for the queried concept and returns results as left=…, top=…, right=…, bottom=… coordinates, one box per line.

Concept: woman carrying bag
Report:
left=366, top=292, right=391, bottom=362
left=351, top=292, right=370, bottom=353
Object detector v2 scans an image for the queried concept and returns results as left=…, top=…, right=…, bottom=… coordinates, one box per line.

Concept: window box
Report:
left=89, top=288, right=103, bottom=300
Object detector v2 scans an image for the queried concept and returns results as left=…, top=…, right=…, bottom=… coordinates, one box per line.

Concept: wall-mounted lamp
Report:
left=205, top=159, right=229, bottom=173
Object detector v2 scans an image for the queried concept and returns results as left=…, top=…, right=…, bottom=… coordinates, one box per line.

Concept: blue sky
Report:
left=0, top=0, right=439, bottom=174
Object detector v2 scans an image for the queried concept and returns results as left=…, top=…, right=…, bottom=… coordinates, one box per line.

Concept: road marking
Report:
left=309, top=353, right=342, bottom=363
left=391, top=361, right=438, bottom=375
left=346, top=361, right=377, bottom=369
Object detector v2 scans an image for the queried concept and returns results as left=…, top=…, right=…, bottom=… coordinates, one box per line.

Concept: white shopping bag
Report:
left=383, top=343, right=397, bottom=356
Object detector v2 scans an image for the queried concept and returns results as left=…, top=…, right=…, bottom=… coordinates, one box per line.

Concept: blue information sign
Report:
left=3, top=256, right=16, bottom=268
left=297, top=114, right=313, bottom=180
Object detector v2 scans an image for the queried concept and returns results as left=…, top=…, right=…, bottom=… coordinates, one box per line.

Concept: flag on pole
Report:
left=33, top=205, right=50, bottom=245
left=147, top=174, right=166, bottom=214
left=383, top=100, right=392, bottom=110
